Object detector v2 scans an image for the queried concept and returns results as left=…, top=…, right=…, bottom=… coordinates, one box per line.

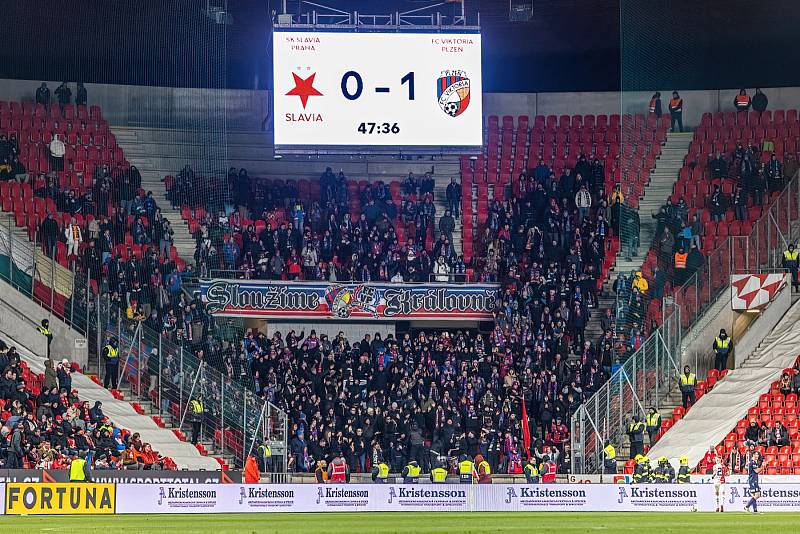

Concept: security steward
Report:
left=69, top=451, right=91, bottom=482
left=783, top=243, right=800, bottom=291
left=677, top=455, right=691, bottom=483
left=36, top=319, right=53, bottom=360
left=189, top=397, right=204, bottom=444
left=632, top=455, right=651, bottom=484
left=649, top=92, right=662, bottom=119
left=541, top=455, right=558, bottom=483
left=668, top=90, right=684, bottom=132
left=372, top=457, right=390, bottom=484
left=679, top=366, right=697, bottom=409
left=402, top=460, right=421, bottom=484
left=430, top=461, right=448, bottom=484
left=646, top=407, right=662, bottom=446
left=475, top=454, right=492, bottom=484
left=257, top=441, right=273, bottom=472
left=458, top=454, right=475, bottom=484
left=734, top=89, right=751, bottom=112
left=102, top=338, right=120, bottom=390
left=713, top=329, right=732, bottom=372
left=627, top=415, right=645, bottom=458
left=603, top=440, right=617, bottom=473
left=673, top=247, right=688, bottom=280
left=524, top=457, right=540, bottom=483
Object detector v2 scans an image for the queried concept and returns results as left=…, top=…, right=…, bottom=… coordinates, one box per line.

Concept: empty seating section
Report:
left=0, top=102, right=188, bottom=260
left=0, top=101, right=123, bottom=177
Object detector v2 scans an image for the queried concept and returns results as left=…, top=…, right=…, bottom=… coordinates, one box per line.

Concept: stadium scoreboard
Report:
left=273, top=29, right=482, bottom=152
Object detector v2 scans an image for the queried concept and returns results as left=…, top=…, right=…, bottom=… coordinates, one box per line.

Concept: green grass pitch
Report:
left=5, top=512, right=800, bottom=533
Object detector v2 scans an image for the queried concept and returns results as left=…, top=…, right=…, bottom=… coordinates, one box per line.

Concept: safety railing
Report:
left=571, top=300, right=681, bottom=474
left=572, top=171, right=800, bottom=474
left=674, top=172, right=800, bottom=335
left=100, top=298, right=288, bottom=470
left=0, top=213, right=289, bottom=470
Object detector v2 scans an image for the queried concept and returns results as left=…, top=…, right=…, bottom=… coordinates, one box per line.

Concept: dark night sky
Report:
left=0, top=0, right=798, bottom=92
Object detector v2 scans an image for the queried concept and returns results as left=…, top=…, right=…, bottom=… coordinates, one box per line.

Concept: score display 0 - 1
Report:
left=273, top=30, right=483, bottom=149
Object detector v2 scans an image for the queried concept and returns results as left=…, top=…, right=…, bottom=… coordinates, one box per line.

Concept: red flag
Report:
left=521, top=399, right=531, bottom=458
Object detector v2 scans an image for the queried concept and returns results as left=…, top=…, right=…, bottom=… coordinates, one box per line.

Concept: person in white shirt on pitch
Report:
left=65, top=216, right=83, bottom=257
left=712, top=454, right=729, bottom=512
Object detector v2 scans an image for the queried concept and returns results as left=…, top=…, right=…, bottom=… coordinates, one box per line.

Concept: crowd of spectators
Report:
left=182, top=166, right=467, bottom=284
left=240, top=328, right=580, bottom=475
left=0, top=339, right=173, bottom=471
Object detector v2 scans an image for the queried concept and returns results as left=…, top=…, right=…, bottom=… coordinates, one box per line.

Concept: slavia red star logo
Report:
left=285, top=72, right=323, bottom=109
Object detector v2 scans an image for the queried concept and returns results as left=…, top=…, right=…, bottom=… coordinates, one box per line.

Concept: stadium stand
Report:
left=613, top=109, right=800, bottom=334
left=646, top=301, right=800, bottom=473
left=0, top=338, right=199, bottom=470
left=169, top=168, right=464, bottom=283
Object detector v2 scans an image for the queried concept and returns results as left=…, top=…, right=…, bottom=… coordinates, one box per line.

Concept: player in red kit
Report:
left=712, top=455, right=729, bottom=512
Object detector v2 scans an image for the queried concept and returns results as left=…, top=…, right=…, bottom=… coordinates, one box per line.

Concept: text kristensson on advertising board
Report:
left=6, top=483, right=800, bottom=514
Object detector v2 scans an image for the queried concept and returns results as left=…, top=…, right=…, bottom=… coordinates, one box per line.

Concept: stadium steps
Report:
left=0, top=295, right=221, bottom=470
left=612, top=131, right=694, bottom=279
left=432, top=180, right=463, bottom=256
left=585, top=132, right=693, bottom=345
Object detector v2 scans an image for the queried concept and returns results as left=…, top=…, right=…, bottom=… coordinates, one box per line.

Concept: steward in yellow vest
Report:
left=402, top=460, right=421, bottom=484
left=372, top=460, right=390, bottom=483
left=458, top=455, right=475, bottom=484
left=69, top=453, right=90, bottom=482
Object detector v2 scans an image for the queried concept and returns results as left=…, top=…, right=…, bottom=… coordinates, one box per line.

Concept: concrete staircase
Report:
left=433, top=179, right=463, bottom=255
left=613, top=131, right=694, bottom=279
left=586, top=132, right=693, bottom=352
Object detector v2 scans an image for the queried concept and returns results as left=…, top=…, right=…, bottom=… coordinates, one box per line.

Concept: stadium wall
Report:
left=680, top=275, right=790, bottom=371
left=733, top=282, right=794, bottom=368
left=2, top=79, right=799, bottom=131
left=0, top=278, right=86, bottom=366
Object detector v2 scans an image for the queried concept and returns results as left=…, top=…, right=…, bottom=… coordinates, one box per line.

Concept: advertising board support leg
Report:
left=157, top=333, right=162, bottom=415
left=221, top=380, right=225, bottom=455
left=242, top=394, right=247, bottom=467
left=179, top=362, right=204, bottom=431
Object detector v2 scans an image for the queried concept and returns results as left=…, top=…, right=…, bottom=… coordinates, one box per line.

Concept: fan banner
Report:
left=200, top=279, right=498, bottom=320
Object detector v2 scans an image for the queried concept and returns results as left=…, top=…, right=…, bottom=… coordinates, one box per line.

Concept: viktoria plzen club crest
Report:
left=437, top=70, right=471, bottom=117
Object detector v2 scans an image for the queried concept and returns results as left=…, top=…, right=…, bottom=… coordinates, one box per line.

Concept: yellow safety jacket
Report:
left=524, top=463, right=539, bottom=481
left=69, top=458, right=87, bottom=481
left=604, top=443, right=616, bottom=460
left=376, top=463, right=390, bottom=479
left=715, top=337, right=731, bottom=353
left=431, top=467, right=448, bottom=483
left=104, top=345, right=119, bottom=362
left=478, top=460, right=491, bottom=475
left=646, top=413, right=661, bottom=428
left=459, top=460, right=474, bottom=475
